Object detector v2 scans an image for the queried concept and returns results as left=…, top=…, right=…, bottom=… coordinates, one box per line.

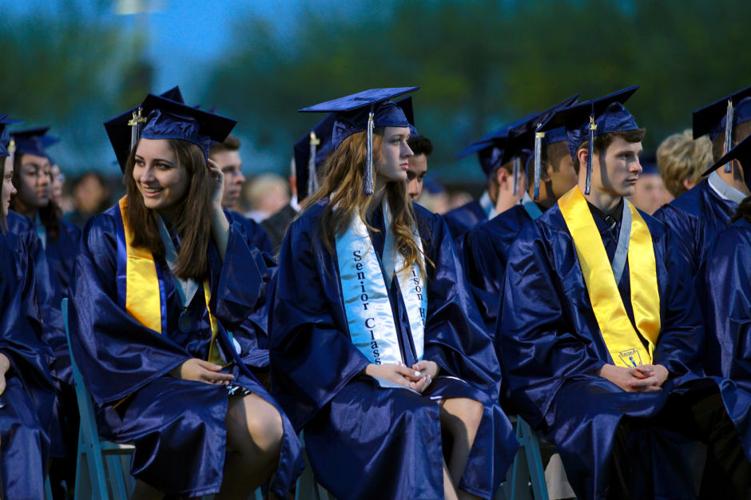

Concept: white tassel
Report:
left=307, top=131, right=320, bottom=196
left=724, top=99, right=735, bottom=173
left=364, top=111, right=375, bottom=195
left=128, top=106, right=146, bottom=153
left=534, top=130, right=545, bottom=200
left=585, top=115, right=596, bottom=195
left=512, top=156, right=521, bottom=196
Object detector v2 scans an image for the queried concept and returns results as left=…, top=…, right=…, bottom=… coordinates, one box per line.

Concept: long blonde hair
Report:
left=303, top=130, right=428, bottom=276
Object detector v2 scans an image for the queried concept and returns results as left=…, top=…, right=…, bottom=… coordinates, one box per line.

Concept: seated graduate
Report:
left=261, top=114, right=337, bottom=254
left=270, top=87, right=518, bottom=500
left=654, top=89, right=751, bottom=363
left=444, top=115, right=532, bottom=240
left=463, top=96, right=578, bottom=343
left=498, top=87, right=751, bottom=499
left=7, top=125, right=80, bottom=492
left=209, top=134, right=274, bottom=255
left=704, top=135, right=751, bottom=381
left=70, top=90, right=303, bottom=499
left=656, top=87, right=751, bottom=276
left=0, top=117, right=58, bottom=499
left=198, top=98, right=276, bottom=376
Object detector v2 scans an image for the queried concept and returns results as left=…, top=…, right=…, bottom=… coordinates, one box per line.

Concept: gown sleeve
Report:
left=703, top=222, right=751, bottom=380
left=420, top=212, right=502, bottom=398
left=0, top=237, right=54, bottom=392
left=650, top=221, right=704, bottom=378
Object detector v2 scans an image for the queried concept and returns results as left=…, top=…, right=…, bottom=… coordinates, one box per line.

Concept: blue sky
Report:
left=7, top=0, right=297, bottom=96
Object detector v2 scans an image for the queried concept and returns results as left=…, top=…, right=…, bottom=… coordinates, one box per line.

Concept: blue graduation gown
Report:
left=499, top=202, right=751, bottom=499
left=6, top=212, right=70, bottom=458
left=0, top=232, right=57, bottom=499
left=226, top=209, right=274, bottom=256
left=444, top=199, right=487, bottom=240
left=226, top=210, right=276, bottom=369
left=7, top=212, right=74, bottom=384
left=270, top=200, right=517, bottom=500
left=462, top=205, right=533, bottom=338
left=71, top=206, right=303, bottom=496
left=704, top=219, right=751, bottom=382
left=654, top=178, right=737, bottom=275
left=655, top=179, right=738, bottom=374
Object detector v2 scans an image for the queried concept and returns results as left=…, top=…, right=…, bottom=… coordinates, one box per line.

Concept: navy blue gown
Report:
left=0, top=231, right=57, bottom=499
left=270, top=200, right=518, bottom=500
left=655, top=179, right=740, bottom=374
left=226, top=210, right=277, bottom=370
left=499, top=200, right=751, bottom=499
left=444, top=199, right=487, bottom=240
left=462, top=205, right=533, bottom=339
left=654, top=178, right=738, bottom=275
left=71, top=204, right=303, bottom=496
left=704, top=218, right=751, bottom=383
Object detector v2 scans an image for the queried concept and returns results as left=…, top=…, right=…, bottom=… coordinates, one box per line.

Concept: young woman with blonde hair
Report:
left=270, top=88, right=517, bottom=500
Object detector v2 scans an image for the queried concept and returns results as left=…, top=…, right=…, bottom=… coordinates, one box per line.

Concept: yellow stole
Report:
left=118, top=197, right=223, bottom=364
left=557, top=187, right=661, bottom=367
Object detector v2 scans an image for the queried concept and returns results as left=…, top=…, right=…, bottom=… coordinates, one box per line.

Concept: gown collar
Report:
left=708, top=170, right=747, bottom=205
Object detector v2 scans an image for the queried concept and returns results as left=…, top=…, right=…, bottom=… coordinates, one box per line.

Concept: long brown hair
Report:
left=11, top=153, right=61, bottom=239
left=124, top=139, right=213, bottom=281
left=303, top=130, right=427, bottom=276
left=0, top=155, right=8, bottom=233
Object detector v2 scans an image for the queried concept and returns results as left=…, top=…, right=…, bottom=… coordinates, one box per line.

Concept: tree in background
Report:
left=203, top=0, right=751, bottom=182
left=0, top=0, right=152, bottom=170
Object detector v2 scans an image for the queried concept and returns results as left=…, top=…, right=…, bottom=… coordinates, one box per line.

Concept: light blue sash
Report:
left=336, top=204, right=427, bottom=380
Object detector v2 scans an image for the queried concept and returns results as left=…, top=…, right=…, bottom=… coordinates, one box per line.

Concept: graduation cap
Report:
left=692, top=85, right=751, bottom=173
left=503, top=95, right=579, bottom=200
left=11, top=127, right=59, bottom=160
left=702, top=133, right=751, bottom=192
left=293, top=113, right=337, bottom=202
left=540, top=86, right=640, bottom=194
left=457, top=112, right=539, bottom=186
left=105, top=86, right=236, bottom=172
left=299, top=87, right=419, bottom=195
left=0, top=115, right=20, bottom=158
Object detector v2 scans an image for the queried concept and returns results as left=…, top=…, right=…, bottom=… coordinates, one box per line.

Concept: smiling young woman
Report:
left=70, top=89, right=302, bottom=499
left=271, top=88, right=518, bottom=500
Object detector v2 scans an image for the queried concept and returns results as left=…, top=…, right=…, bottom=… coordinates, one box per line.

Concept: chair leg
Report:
left=516, top=418, right=550, bottom=500
left=44, top=474, right=54, bottom=500
left=84, top=441, right=110, bottom=500
left=106, top=454, right=129, bottom=500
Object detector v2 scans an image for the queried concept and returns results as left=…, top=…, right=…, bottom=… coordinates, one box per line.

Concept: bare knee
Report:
left=241, top=394, right=284, bottom=455
left=441, top=398, right=484, bottom=435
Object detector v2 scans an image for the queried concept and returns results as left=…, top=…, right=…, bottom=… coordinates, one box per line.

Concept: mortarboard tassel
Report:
left=724, top=99, right=735, bottom=173
left=128, top=107, right=146, bottom=153
left=512, top=156, right=521, bottom=196
left=364, top=110, right=375, bottom=195
left=533, top=130, right=545, bottom=200
left=585, top=114, right=596, bottom=195
left=7, top=138, right=15, bottom=159
left=307, top=131, right=320, bottom=196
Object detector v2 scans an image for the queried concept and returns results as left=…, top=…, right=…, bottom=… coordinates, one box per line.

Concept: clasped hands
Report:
left=365, top=360, right=439, bottom=393
left=599, top=363, right=669, bottom=392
